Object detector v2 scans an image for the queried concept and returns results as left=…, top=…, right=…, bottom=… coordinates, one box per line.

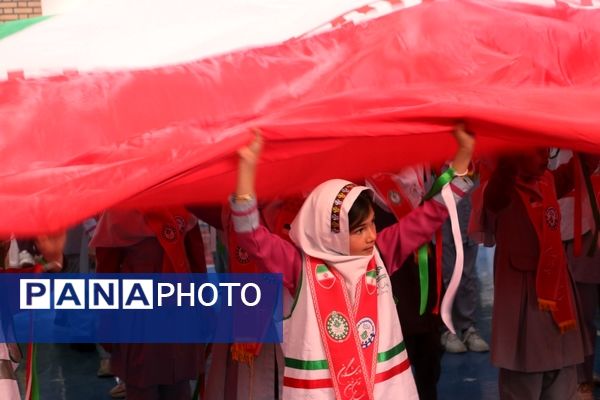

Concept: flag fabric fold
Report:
left=0, top=0, right=599, bottom=235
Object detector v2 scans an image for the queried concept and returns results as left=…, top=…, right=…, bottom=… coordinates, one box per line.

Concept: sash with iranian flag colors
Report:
left=305, top=255, right=378, bottom=400
left=365, top=269, right=377, bottom=295
left=316, top=263, right=336, bottom=289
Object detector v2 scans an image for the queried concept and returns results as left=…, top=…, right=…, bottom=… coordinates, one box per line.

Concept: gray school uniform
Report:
left=559, top=169, right=600, bottom=383
left=565, top=232, right=600, bottom=383
left=484, top=167, right=590, bottom=399
left=488, top=186, right=587, bottom=373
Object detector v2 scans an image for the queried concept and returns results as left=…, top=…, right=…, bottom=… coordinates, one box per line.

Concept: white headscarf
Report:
left=289, top=179, right=377, bottom=303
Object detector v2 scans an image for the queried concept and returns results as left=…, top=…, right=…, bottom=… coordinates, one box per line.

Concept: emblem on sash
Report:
left=544, top=207, right=560, bottom=230
left=327, top=312, right=350, bottom=342
left=365, top=269, right=377, bottom=295
left=174, top=216, right=186, bottom=233
left=388, top=190, right=401, bottom=205
left=357, top=317, right=376, bottom=349
left=236, top=246, right=250, bottom=264
left=162, top=224, right=177, bottom=242
left=316, top=264, right=336, bottom=289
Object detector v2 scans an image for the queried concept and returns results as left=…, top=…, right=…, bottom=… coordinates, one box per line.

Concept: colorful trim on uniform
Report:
left=376, top=341, right=405, bottom=362
left=374, top=359, right=411, bottom=383
left=330, top=183, right=356, bottom=233
left=284, top=352, right=410, bottom=389
left=285, top=341, right=405, bottom=370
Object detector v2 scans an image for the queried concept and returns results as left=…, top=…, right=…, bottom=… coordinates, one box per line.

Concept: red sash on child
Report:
left=306, top=255, right=378, bottom=400
left=221, top=203, right=263, bottom=363
left=369, top=172, right=443, bottom=315
left=516, top=173, right=576, bottom=333
left=368, top=173, right=414, bottom=219
left=143, top=207, right=192, bottom=273
left=263, top=197, right=304, bottom=242
left=225, top=198, right=304, bottom=364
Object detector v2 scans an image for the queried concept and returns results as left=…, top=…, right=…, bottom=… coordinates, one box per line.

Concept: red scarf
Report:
left=225, top=198, right=303, bottom=364
left=306, top=255, right=378, bottom=400
left=515, top=173, right=576, bottom=333
left=143, top=207, right=192, bottom=273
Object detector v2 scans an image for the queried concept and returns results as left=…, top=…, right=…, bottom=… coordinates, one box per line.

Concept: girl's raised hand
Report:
left=236, top=129, right=263, bottom=200
left=238, top=129, right=263, bottom=167
left=453, top=123, right=475, bottom=152
left=451, top=123, right=475, bottom=175
left=35, top=231, right=66, bottom=271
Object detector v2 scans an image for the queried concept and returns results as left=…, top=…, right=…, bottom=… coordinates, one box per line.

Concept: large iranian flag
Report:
left=0, top=0, right=599, bottom=235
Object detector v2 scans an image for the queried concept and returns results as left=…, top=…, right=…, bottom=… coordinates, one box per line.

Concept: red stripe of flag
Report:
left=357, top=5, right=376, bottom=13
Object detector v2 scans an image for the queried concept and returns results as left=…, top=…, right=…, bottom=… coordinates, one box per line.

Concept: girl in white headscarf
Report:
left=230, top=125, right=474, bottom=400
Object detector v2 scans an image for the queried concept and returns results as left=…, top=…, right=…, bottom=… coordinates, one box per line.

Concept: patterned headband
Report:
left=330, top=183, right=356, bottom=233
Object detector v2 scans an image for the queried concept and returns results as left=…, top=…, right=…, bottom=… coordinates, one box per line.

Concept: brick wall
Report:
left=0, top=0, right=42, bottom=22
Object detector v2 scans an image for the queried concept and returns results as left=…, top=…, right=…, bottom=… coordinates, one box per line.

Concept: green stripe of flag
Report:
left=316, top=264, right=329, bottom=273
left=0, top=15, right=51, bottom=41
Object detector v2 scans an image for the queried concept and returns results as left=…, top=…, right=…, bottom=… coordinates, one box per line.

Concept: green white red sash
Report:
left=305, top=255, right=378, bottom=400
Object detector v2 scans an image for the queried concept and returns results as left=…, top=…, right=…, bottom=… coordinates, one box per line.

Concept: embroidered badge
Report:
left=326, top=312, right=350, bottom=342
left=331, top=184, right=356, bottom=233
left=316, top=264, right=336, bottom=289
left=365, top=269, right=377, bottom=295
left=235, top=246, right=250, bottom=264
left=357, top=317, right=376, bottom=349
left=162, top=224, right=177, bottom=242
left=388, top=190, right=401, bottom=205
left=174, top=216, right=186, bottom=233
left=544, top=207, right=560, bottom=230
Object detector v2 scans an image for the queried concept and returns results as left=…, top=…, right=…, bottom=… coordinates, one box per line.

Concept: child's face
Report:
left=349, top=207, right=377, bottom=256
left=517, top=148, right=549, bottom=179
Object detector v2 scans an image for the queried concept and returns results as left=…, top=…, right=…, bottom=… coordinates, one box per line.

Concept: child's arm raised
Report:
left=450, top=123, right=475, bottom=175
left=377, top=124, right=475, bottom=274
left=35, top=231, right=66, bottom=272
left=236, top=130, right=263, bottom=201
left=231, top=131, right=302, bottom=294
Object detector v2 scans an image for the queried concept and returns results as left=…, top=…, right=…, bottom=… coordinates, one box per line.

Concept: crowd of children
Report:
left=1, top=126, right=599, bottom=400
